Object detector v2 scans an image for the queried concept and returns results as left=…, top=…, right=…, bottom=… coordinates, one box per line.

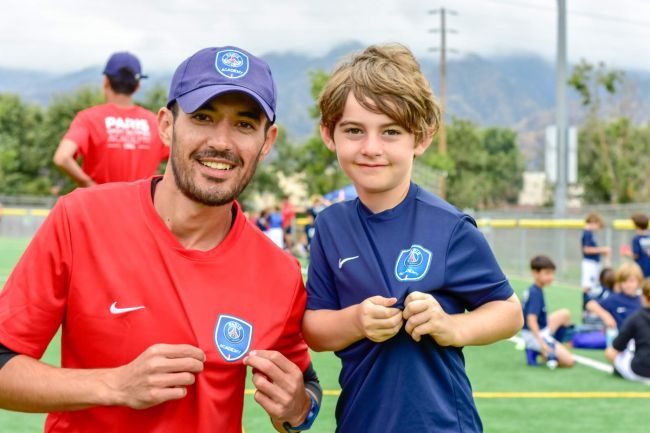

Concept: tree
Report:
left=0, top=93, right=48, bottom=195
left=443, top=118, right=523, bottom=210
left=269, top=70, right=348, bottom=197
left=568, top=60, right=631, bottom=203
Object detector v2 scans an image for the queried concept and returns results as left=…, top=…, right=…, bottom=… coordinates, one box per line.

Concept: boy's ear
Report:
left=414, top=128, right=435, bottom=157
left=320, top=123, right=336, bottom=152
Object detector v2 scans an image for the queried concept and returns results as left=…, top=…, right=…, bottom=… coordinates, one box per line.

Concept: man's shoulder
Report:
left=62, top=179, right=146, bottom=211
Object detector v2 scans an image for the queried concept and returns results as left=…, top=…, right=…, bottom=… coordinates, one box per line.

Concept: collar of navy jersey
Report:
left=356, top=182, right=418, bottom=220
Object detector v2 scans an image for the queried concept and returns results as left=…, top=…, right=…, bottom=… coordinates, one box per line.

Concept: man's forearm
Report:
left=0, top=355, right=117, bottom=413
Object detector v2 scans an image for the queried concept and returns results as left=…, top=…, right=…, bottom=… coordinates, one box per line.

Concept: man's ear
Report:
left=320, top=123, right=336, bottom=152
left=258, top=124, right=279, bottom=162
left=414, top=128, right=435, bottom=157
left=157, top=107, right=174, bottom=148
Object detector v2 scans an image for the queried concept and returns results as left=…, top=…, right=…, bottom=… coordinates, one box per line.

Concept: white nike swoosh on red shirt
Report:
left=110, top=302, right=145, bottom=315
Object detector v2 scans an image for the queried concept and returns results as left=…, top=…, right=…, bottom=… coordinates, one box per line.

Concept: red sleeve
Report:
left=273, top=271, right=311, bottom=372
left=62, top=111, right=91, bottom=157
left=0, top=200, right=72, bottom=358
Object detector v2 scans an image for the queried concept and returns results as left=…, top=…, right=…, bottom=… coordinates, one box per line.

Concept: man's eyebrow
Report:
left=238, top=110, right=262, bottom=121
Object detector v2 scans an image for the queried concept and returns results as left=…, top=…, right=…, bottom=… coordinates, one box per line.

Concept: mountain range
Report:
left=3, top=41, right=650, bottom=170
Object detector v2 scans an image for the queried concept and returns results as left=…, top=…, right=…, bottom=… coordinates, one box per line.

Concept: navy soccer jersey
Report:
left=632, top=234, right=650, bottom=277
left=599, top=292, right=642, bottom=329
left=522, top=284, right=547, bottom=330
left=306, top=183, right=513, bottom=433
left=581, top=230, right=600, bottom=262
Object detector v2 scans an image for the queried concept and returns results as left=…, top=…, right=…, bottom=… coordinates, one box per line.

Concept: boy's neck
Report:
left=637, top=229, right=648, bottom=235
left=357, top=180, right=411, bottom=214
left=533, top=279, right=546, bottom=288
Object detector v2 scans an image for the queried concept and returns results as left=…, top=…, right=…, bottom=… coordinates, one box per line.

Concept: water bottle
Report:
left=544, top=336, right=558, bottom=370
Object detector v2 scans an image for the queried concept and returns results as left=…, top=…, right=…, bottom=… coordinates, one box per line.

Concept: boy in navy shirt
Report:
left=630, top=214, right=650, bottom=278
left=586, top=262, right=642, bottom=332
left=606, top=278, right=650, bottom=383
left=302, top=44, right=523, bottom=433
left=520, top=256, right=575, bottom=368
left=581, top=213, right=611, bottom=308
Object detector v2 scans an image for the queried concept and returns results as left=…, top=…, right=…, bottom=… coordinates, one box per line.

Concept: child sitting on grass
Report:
left=521, top=255, right=575, bottom=368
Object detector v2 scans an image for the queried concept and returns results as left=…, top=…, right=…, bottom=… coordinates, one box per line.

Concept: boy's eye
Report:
left=344, top=127, right=363, bottom=135
left=384, top=128, right=401, bottom=136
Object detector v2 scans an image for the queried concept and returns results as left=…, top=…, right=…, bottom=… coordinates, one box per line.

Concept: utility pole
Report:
left=554, top=0, right=568, bottom=216
left=429, top=8, right=457, bottom=199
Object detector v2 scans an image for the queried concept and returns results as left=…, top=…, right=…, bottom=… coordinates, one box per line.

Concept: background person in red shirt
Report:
left=53, top=52, right=169, bottom=187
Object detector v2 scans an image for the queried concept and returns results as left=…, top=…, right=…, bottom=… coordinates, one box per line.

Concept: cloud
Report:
left=1, top=0, right=649, bottom=72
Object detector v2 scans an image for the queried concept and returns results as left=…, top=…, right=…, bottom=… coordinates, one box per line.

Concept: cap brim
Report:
left=176, top=85, right=275, bottom=123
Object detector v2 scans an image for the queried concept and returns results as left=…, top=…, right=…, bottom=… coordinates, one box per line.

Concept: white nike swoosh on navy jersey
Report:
left=338, top=256, right=360, bottom=269
left=110, top=302, right=145, bottom=314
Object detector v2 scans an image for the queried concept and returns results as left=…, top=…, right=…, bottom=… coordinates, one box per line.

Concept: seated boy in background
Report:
left=605, top=278, right=650, bottom=384
left=521, top=255, right=575, bottom=368
left=586, top=262, right=643, bottom=334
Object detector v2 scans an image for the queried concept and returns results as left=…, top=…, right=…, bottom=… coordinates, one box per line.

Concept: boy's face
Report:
left=532, top=269, right=555, bottom=287
left=586, top=221, right=601, bottom=231
left=320, top=93, right=431, bottom=207
left=620, top=276, right=640, bottom=296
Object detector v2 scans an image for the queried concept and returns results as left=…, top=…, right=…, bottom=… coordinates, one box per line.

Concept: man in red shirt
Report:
left=53, top=52, right=169, bottom=187
left=0, top=46, right=320, bottom=433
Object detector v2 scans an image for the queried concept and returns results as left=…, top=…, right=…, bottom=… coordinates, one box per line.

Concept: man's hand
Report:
left=108, top=344, right=205, bottom=409
left=354, top=296, right=404, bottom=343
left=243, top=350, right=311, bottom=428
left=403, top=291, right=457, bottom=345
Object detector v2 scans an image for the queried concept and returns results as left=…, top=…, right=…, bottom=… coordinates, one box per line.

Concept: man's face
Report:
left=164, top=92, right=276, bottom=206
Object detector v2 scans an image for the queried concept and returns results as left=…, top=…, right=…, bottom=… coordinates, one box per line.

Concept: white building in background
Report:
left=518, top=171, right=549, bottom=206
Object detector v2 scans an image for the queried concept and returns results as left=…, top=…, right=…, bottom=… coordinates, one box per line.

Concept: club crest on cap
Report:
left=215, top=314, right=253, bottom=362
left=395, top=244, right=432, bottom=282
left=215, top=49, right=249, bottom=79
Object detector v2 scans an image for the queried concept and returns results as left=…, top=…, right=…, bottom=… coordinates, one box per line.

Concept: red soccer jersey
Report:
left=0, top=179, right=310, bottom=433
left=63, top=104, right=169, bottom=184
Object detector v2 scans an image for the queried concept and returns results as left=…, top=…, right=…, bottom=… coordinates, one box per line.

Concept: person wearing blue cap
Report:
left=53, top=51, right=169, bottom=187
left=0, top=46, right=320, bottom=433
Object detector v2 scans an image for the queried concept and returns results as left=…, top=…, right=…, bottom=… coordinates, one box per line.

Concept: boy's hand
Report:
left=355, top=296, right=404, bottom=343
left=403, top=291, right=458, bottom=345
left=601, top=246, right=612, bottom=256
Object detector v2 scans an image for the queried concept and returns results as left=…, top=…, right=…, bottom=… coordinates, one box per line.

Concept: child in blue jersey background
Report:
left=605, top=278, right=650, bottom=384
left=586, top=262, right=643, bottom=342
left=581, top=213, right=611, bottom=309
left=629, top=214, right=650, bottom=278
left=520, top=255, right=575, bottom=368
left=302, top=43, right=523, bottom=433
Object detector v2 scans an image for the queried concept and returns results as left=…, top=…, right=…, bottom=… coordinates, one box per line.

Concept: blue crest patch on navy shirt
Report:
left=395, top=244, right=432, bottom=281
left=215, top=314, right=253, bottom=362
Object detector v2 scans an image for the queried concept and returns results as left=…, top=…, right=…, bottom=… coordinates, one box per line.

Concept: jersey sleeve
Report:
left=0, top=199, right=72, bottom=358
left=62, top=111, right=91, bottom=157
left=632, top=237, right=641, bottom=257
left=443, top=216, right=514, bottom=310
left=305, top=224, right=339, bottom=310
left=525, top=289, right=544, bottom=318
left=272, top=271, right=311, bottom=372
left=612, top=314, right=636, bottom=352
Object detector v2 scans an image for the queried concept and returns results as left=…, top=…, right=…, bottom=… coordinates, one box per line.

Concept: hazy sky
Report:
left=2, top=0, right=650, bottom=73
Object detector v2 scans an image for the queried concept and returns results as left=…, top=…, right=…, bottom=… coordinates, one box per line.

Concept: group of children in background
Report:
left=521, top=212, right=650, bottom=384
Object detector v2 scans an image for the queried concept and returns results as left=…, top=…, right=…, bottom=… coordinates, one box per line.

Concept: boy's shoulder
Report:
left=317, top=184, right=473, bottom=228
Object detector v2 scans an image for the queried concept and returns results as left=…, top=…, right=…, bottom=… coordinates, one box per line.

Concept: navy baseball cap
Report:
left=167, top=46, right=276, bottom=123
left=103, top=52, right=147, bottom=80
